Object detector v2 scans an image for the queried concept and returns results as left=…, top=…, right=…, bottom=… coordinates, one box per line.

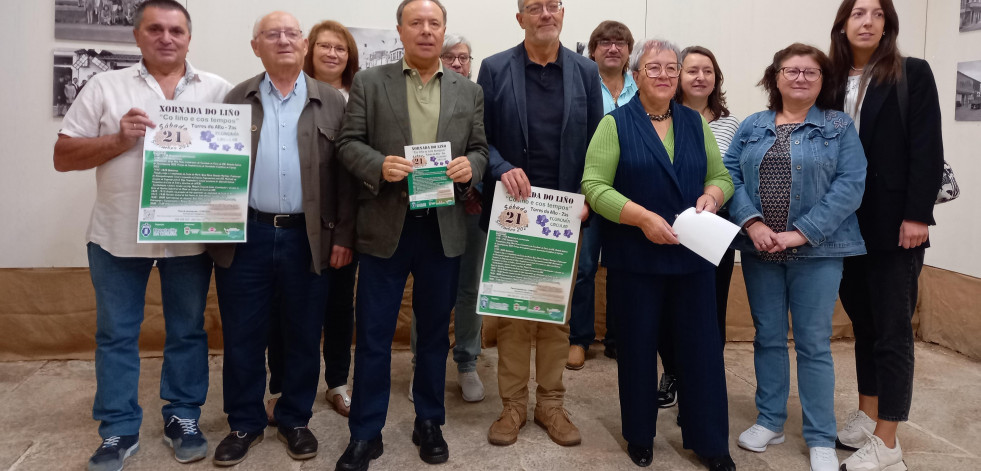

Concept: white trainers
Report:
left=737, top=424, right=785, bottom=452
left=837, top=410, right=878, bottom=450
left=840, top=430, right=906, bottom=471
left=809, top=446, right=838, bottom=471
left=458, top=371, right=485, bottom=402
left=407, top=368, right=414, bottom=403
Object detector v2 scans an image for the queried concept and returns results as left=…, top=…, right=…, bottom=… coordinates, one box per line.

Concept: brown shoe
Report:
left=566, top=345, right=586, bottom=370
left=488, top=403, right=527, bottom=446
left=534, top=404, right=581, bottom=446
left=326, top=386, right=351, bottom=418
left=266, top=397, right=278, bottom=426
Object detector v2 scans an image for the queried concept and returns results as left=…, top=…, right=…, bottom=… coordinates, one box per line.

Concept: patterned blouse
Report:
left=757, top=123, right=800, bottom=262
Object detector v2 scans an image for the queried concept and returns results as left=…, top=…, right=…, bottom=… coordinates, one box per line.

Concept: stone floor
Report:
left=1, top=341, right=979, bottom=470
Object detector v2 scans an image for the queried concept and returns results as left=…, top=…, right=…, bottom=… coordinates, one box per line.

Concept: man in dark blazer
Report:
left=476, top=0, right=603, bottom=448
left=208, top=11, right=356, bottom=467
left=333, top=1, right=488, bottom=470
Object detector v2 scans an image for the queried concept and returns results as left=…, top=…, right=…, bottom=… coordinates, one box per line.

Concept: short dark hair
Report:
left=396, top=0, right=447, bottom=26
left=303, top=20, right=360, bottom=90
left=587, top=21, right=634, bottom=75
left=675, top=46, right=730, bottom=120
left=758, top=43, right=836, bottom=112
left=134, top=0, right=192, bottom=33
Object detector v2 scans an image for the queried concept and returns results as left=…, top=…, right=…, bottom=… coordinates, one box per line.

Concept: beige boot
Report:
left=488, top=403, right=527, bottom=446
left=534, top=404, right=581, bottom=446
left=566, top=345, right=585, bottom=370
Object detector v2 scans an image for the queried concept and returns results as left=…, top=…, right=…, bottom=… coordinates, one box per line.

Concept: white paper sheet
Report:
left=671, top=207, right=740, bottom=266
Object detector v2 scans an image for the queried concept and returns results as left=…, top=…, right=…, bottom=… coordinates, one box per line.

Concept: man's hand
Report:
left=117, top=108, right=155, bottom=149
left=330, top=245, right=353, bottom=269
left=381, top=155, right=413, bottom=182
left=898, top=220, right=929, bottom=249
left=446, top=156, right=472, bottom=183
left=640, top=211, right=679, bottom=245
left=500, top=168, right=532, bottom=200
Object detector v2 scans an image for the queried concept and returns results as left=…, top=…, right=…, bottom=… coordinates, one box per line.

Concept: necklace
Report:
left=850, top=66, right=864, bottom=72
left=647, top=107, right=672, bottom=122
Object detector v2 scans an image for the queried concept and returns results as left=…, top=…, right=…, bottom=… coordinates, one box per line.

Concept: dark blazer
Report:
left=337, top=62, right=488, bottom=258
left=209, top=72, right=357, bottom=275
left=476, top=42, right=604, bottom=229
left=836, top=57, right=943, bottom=251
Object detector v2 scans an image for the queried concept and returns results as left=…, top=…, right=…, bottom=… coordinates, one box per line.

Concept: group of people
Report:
left=52, top=1, right=944, bottom=471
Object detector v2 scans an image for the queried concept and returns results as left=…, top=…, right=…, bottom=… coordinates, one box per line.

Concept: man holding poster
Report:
left=53, top=1, right=231, bottom=470
left=334, top=1, right=487, bottom=469
left=476, top=0, right=603, bottom=448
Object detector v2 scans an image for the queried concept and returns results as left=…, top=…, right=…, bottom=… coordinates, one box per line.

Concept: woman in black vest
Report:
left=582, top=37, right=734, bottom=471
left=829, top=1, right=944, bottom=469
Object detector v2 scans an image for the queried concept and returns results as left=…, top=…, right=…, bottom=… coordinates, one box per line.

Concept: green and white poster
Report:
left=477, top=182, right=584, bottom=324
left=137, top=101, right=251, bottom=243
left=405, top=141, right=455, bottom=209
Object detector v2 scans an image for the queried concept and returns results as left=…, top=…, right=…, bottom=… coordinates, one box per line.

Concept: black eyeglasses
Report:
left=642, top=62, right=681, bottom=78
left=440, top=54, right=472, bottom=64
left=780, top=67, right=822, bottom=82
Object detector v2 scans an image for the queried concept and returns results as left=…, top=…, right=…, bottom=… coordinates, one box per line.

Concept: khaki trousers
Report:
left=496, top=318, right=570, bottom=408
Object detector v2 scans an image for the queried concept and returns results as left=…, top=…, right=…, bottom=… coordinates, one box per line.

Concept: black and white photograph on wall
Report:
left=53, top=48, right=141, bottom=117
left=348, top=27, right=403, bottom=70
left=962, top=0, right=981, bottom=32
left=956, top=60, right=981, bottom=121
left=54, top=0, right=153, bottom=43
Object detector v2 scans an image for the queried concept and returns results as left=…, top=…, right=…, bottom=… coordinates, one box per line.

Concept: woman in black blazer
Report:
left=829, top=1, right=944, bottom=470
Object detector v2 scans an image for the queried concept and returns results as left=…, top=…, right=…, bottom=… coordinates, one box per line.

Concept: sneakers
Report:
left=533, top=404, right=581, bottom=446
left=656, top=373, right=678, bottom=408
left=407, top=368, right=414, bottom=403
left=809, top=446, right=838, bottom=471
left=163, top=416, right=208, bottom=463
left=458, top=370, right=485, bottom=402
left=840, top=430, right=906, bottom=471
left=837, top=410, right=877, bottom=451
left=737, top=424, right=785, bottom=452
left=88, top=434, right=139, bottom=471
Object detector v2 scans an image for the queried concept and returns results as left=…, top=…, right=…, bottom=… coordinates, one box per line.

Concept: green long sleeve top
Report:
left=581, top=114, right=734, bottom=223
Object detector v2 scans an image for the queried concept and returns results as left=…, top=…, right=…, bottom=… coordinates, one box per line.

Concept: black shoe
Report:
left=603, top=343, right=618, bottom=359
left=657, top=373, right=678, bottom=408
left=213, top=431, right=263, bottom=466
left=676, top=413, right=682, bottom=427
left=411, top=418, right=449, bottom=464
left=701, top=454, right=736, bottom=471
left=277, top=425, right=318, bottom=460
left=627, top=443, right=653, bottom=467
left=335, top=436, right=384, bottom=471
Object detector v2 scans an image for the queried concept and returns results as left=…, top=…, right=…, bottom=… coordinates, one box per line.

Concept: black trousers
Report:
left=838, top=247, right=924, bottom=422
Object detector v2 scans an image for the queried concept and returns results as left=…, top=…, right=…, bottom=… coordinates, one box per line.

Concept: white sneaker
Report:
left=458, top=371, right=485, bottom=402
left=737, top=424, right=785, bottom=452
left=837, top=410, right=877, bottom=450
left=407, top=367, right=414, bottom=403
left=840, top=430, right=905, bottom=471
left=809, top=446, right=838, bottom=471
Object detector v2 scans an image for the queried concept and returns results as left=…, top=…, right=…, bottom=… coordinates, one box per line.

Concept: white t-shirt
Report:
left=60, top=61, right=233, bottom=258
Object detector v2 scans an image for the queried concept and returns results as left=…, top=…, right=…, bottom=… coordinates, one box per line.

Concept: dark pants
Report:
left=839, top=248, right=924, bottom=422
left=348, top=214, right=460, bottom=440
left=659, top=247, right=735, bottom=376
left=608, top=268, right=730, bottom=457
left=215, top=219, right=329, bottom=433
left=268, top=256, right=357, bottom=394
left=568, top=221, right=616, bottom=350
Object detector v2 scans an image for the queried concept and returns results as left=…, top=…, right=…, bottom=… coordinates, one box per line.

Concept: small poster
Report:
left=405, top=141, right=455, bottom=210
left=477, top=182, right=584, bottom=324
left=137, top=101, right=251, bottom=243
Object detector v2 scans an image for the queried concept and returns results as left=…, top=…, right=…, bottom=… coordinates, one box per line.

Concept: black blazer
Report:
left=837, top=57, right=943, bottom=251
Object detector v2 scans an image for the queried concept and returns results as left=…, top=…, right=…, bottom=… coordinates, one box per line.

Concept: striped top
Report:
left=709, top=115, right=740, bottom=155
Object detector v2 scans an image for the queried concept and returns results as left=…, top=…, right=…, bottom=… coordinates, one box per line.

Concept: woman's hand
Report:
left=770, top=230, right=808, bottom=253
left=640, top=211, right=679, bottom=245
left=898, top=220, right=929, bottom=249
left=746, top=220, right=779, bottom=253
left=695, top=193, right=719, bottom=214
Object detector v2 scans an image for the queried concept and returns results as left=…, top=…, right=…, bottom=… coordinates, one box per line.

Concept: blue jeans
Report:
left=742, top=254, right=842, bottom=448
left=87, top=242, right=211, bottom=438
left=410, top=213, right=483, bottom=372
left=569, top=220, right=610, bottom=349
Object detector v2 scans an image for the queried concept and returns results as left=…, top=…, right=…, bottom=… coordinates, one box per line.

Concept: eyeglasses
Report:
left=780, top=67, right=822, bottom=82
left=597, top=40, right=628, bottom=50
left=257, top=29, right=303, bottom=42
left=523, top=1, right=563, bottom=16
left=440, top=54, right=472, bottom=64
left=315, top=42, right=348, bottom=54
left=642, top=62, right=681, bottom=78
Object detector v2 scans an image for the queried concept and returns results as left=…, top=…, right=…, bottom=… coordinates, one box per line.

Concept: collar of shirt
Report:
left=600, top=71, right=638, bottom=113
left=521, top=42, right=564, bottom=69
left=401, top=58, right=445, bottom=80
left=136, top=59, right=199, bottom=98
left=261, top=71, right=307, bottom=103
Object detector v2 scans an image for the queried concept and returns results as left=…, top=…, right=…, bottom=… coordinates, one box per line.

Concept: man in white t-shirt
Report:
left=53, top=2, right=231, bottom=470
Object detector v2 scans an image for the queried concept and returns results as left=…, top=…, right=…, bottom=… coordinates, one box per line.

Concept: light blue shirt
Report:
left=250, top=73, right=307, bottom=213
left=600, top=72, right=638, bottom=114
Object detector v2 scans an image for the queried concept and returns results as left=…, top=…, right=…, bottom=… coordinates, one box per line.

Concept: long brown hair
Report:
left=829, top=0, right=903, bottom=109
left=303, top=20, right=360, bottom=90
left=674, top=46, right=731, bottom=120
left=759, top=43, right=836, bottom=112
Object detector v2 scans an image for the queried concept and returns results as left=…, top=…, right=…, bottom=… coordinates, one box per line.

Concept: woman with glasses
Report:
left=725, top=43, right=867, bottom=471
left=582, top=38, right=735, bottom=470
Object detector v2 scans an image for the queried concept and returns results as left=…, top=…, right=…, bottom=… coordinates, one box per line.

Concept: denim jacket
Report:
left=724, top=106, right=867, bottom=258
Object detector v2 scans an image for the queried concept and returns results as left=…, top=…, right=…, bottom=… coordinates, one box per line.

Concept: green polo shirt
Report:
left=403, top=59, right=443, bottom=145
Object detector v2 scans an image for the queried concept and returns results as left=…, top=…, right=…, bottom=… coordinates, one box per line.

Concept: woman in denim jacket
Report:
left=724, top=43, right=866, bottom=471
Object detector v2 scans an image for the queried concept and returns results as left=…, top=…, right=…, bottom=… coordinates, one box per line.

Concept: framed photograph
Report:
left=962, top=0, right=981, bottom=33
left=53, top=48, right=141, bottom=117
left=54, top=0, right=152, bottom=42
left=955, top=60, right=981, bottom=121
left=348, top=27, right=404, bottom=70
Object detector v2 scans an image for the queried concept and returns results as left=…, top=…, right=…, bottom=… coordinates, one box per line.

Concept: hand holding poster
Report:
left=138, top=101, right=251, bottom=243
left=405, top=141, right=455, bottom=210
left=477, top=182, right=584, bottom=324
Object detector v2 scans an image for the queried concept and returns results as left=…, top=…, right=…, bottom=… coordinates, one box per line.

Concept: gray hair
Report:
left=251, top=12, right=301, bottom=39
left=396, top=0, right=448, bottom=25
left=517, top=0, right=524, bottom=11
left=629, top=38, right=682, bottom=72
left=442, top=33, right=471, bottom=54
